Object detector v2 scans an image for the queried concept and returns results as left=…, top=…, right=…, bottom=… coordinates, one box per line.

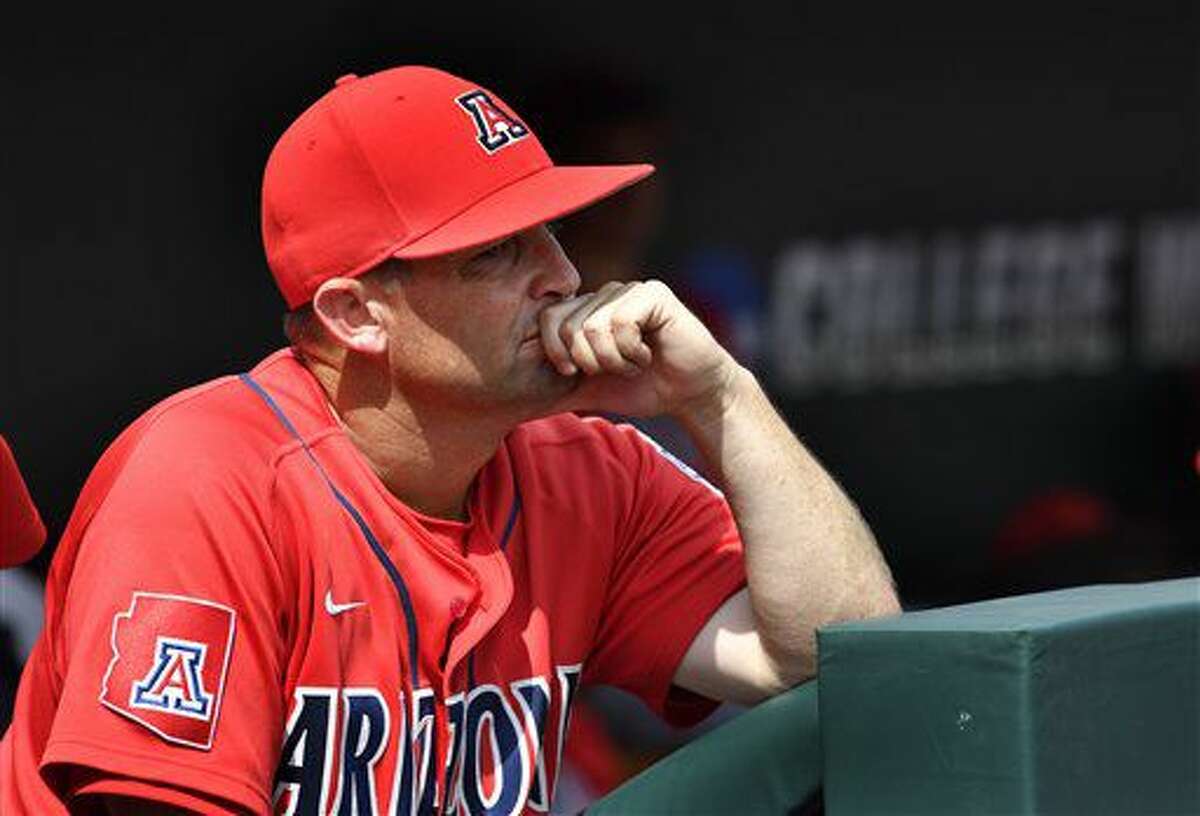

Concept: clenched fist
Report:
left=536, top=280, right=741, bottom=420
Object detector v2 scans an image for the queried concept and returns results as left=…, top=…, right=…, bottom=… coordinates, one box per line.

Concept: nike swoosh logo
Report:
left=324, top=590, right=367, bottom=616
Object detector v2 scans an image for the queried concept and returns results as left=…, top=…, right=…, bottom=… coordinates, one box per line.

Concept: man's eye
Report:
left=475, top=237, right=516, bottom=263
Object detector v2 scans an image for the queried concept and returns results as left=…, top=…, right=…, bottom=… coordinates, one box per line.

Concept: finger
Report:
left=559, top=283, right=629, bottom=375
left=595, top=281, right=664, bottom=368
left=558, top=282, right=625, bottom=338
left=577, top=288, right=652, bottom=374
left=613, top=280, right=673, bottom=337
left=610, top=311, right=653, bottom=368
left=580, top=311, right=642, bottom=377
left=539, top=295, right=590, bottom=375
left=567, top=320, right=603, bottom=375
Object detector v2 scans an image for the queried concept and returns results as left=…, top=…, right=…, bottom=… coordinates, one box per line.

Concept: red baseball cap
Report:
left=262, top=65, right=656, bottom=308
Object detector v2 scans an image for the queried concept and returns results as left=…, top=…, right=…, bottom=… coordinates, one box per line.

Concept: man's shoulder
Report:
left=510, top=411, right=637, bottom=450
left=98, top=350, right=312, bottom=483
left=128, top=378, right=278, bottom=457
left=505, top=413, right=656, bottom=479
left=46, top=364, right=294, bottom=574
left=507, top=413, right=720, bottom=498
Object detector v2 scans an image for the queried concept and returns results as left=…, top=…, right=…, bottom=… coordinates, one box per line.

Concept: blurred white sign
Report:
left=769, top=213, right=1199, bottom=394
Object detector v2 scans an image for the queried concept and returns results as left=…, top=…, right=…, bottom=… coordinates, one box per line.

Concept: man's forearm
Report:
left=680, top=364, right=901, bottom=681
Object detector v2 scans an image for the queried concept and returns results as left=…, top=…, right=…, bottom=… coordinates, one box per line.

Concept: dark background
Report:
left=3, top=1, right=1198, bottom=608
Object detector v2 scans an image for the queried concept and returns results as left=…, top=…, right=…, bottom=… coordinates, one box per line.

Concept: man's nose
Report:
left=528, top=226, right=580, bottom=299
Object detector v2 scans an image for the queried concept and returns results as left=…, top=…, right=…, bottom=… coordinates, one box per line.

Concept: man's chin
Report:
left=516, top=362, right=580, bottom=416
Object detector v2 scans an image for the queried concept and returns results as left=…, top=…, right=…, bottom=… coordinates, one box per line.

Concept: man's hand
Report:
left=538, top=280, right=739, bottom=420
left=538, top=284, right=899, bottom=704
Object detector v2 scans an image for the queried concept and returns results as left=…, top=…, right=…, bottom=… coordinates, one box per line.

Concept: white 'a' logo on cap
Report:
left=456, top=90, right=529, bottom=155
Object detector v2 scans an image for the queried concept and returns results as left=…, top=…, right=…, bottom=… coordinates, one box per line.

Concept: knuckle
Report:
left=643, top=278, right=669, bottom=294
left=582, top=320, right=606, bottom=339
left=540, top=309, right=568, bottom=336
left=610, top=315, right=636, bottom=333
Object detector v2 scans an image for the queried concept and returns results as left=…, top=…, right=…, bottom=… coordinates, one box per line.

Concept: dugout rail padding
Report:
left=586, top=578, right=1199, bottom=815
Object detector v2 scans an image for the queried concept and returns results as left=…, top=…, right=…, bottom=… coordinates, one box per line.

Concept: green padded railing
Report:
left=818, top=578, right=1199, bottom=816
left=585, top=680, right=822, bottom=815
left=586, top=578, right=1198, bottom=815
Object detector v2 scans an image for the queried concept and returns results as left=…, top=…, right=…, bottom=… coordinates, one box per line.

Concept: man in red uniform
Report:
left=1, top=435, right=46, bottom=569
left=0, top=66, right=899, bottom=815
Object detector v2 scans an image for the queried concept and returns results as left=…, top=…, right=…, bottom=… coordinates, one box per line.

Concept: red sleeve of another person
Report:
left=0, top=435, right=46, bottom=568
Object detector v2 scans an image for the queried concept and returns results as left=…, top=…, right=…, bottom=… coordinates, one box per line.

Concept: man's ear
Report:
left=311, top=278, right=389, bottom=355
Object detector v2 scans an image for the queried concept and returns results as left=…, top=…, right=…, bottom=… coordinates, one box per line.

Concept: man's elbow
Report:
left=865, top=581, right=903, bottom=618
left=757, top=579, right=903, bottom=697
left=829, top=577, right=903, bottom=629
left=769, top=585, right=901, bottom=691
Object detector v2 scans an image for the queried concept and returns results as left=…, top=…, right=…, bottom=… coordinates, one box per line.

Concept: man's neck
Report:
left=302, top=350, right=506, bottom=522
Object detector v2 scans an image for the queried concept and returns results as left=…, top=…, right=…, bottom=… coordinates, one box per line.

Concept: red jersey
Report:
left=1, top=349, right=745, bottom=815
left=0, top=434, right=46, bottom=568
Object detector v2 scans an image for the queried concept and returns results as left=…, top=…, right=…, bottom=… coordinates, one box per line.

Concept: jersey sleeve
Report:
left=582, top=420, right=746, bottom=727
left=64, top=769, right=253, bottom=815
left=0, top=434, right=47, bottom=568
left=37, top=411, right=292, bottom=814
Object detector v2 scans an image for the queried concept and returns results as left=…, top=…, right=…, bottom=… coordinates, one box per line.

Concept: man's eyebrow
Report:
left=464, top=231, right=515, bottom=256
left=456, top=238, right=510, bottom=278
left=476, top=235, right=512, bottom=253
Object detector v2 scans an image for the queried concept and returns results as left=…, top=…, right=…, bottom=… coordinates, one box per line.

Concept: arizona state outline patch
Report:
left=99, top=591, right=236, bottom=750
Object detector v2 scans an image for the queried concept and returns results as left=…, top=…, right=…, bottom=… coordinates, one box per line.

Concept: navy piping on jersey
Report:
left=468, top=464, right=522, bottom=688
left=499, top=475, right=523, bottom=551
left=239, top=373, right=421, bottom=687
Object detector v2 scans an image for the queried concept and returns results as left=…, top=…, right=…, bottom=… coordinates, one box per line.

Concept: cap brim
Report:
left=393, top=163, right=655, bottom=260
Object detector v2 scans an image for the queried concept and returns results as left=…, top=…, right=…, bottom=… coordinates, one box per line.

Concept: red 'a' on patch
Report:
left=100, top=592, right=236, bottom=750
